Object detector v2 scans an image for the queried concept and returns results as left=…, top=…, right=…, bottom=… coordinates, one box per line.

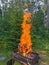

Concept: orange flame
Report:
left=18, top=12, right=32, bottom=57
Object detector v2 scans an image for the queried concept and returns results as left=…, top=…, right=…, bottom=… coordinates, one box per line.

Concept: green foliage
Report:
left=44, top=0, right=47, bottom=4
left=14, top=62, right=21, bottom=65
left=0, top=3, right=49, bottom=51
left=43, top=4, right=47, bottom=13
left=0, top=9, right=2, bottom=16
left=31, top=9, right=49, bottom=50
left=32, top=9, right=46, bottom=37
left=0, top=4, right=23, bottom=50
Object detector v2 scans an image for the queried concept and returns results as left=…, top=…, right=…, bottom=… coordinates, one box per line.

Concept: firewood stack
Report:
left=7, top=51, right=39, bottom=65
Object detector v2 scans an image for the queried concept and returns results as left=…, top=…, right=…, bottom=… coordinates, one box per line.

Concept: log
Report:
left=7, top=51, right=39, bottom=65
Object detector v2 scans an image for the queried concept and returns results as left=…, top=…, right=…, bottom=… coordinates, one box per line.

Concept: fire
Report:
left=18, top=12, right=32, bottom=57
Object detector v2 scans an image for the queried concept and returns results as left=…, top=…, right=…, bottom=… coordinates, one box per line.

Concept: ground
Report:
left=0, top=49, right=49, bottom=65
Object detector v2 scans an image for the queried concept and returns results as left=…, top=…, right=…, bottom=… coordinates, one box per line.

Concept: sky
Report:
left=0, top=0, right=3, bottom=7
left=0, top=0, right=10, bottom=7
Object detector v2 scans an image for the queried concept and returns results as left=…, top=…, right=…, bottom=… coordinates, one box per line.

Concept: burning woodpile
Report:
left=7, top=2, right=39, bottom=65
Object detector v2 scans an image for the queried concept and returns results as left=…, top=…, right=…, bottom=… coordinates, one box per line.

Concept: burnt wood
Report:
left=7, top=51, right=39, bottom=65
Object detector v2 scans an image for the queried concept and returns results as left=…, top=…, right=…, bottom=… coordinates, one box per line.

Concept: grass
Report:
left=35, top=50, right=49, bottom=65
left=0, top=37, right=49, bottom=65
left=14, top=62, right=21, bottom=65
left=0, top=49, right=12, bottom=65
left=0, top=49, right=22, bottom=65
left=0, top=49, right=49, bottom=65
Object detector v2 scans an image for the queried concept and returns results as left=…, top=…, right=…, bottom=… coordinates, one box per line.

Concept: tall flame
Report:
left=18, top=12, right=32, bottom=57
